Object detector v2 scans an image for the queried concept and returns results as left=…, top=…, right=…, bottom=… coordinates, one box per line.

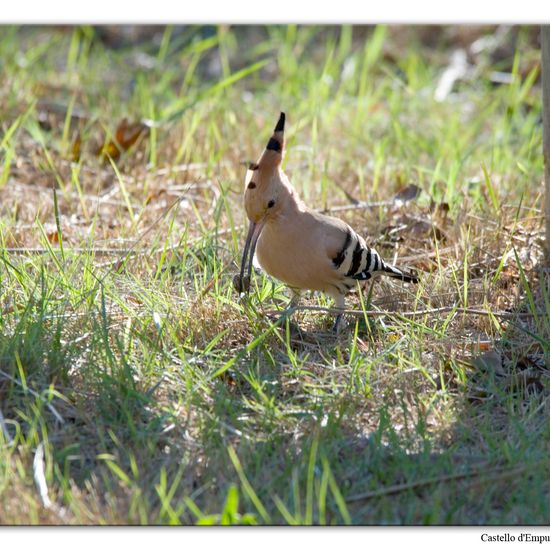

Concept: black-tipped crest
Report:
left=274, top=112, right=285, bottom=132
left=266, top=138, right=282, bottom=152
left=262, top=112, right=285, bottom=156
left=255, top=112, right=286, bottom=169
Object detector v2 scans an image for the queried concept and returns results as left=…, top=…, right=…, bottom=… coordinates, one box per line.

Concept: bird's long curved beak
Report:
left=238, top=219, right=266, bottom=293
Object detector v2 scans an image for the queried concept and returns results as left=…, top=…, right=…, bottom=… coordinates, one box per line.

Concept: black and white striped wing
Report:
left=331, top=226, right=419, bottom=284
left=331, top=228, right=382, bottom=281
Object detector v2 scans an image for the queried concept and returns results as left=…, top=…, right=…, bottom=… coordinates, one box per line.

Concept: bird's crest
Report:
left=244, top=112, right=286, bottom=194
left=257, top=112, right=285, bottom=170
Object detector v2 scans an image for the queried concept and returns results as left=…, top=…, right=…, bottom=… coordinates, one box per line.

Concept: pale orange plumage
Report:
left=237, top=113, right=418, bottom=331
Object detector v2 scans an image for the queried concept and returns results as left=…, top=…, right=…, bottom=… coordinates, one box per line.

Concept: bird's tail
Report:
left=381, top=262, right=419, bottom=284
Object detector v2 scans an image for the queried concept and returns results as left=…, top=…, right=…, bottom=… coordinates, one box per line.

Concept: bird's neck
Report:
left=270, top=172, right=306, bottom=223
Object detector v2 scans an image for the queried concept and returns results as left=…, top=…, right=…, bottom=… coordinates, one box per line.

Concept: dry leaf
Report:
left=98, top=119, right=150, bottom=160
left=472, top=350, right=504, bottom=376
left=476, top=340, right=492, bottom=352
left=126, top=295, right=143, bottom=306
left=44, top=222, right=59, bottom=243
left=394, top=184, right=422, bottom=206
left=409, top=219, right=444, bottom=241
left=219, top=371, right=237, bottom=388
left=46, top=231, right=59, bottom=244
left=434, top=49, right=469, bottom=102
left=429, top=199, right=450, bottom=214
left=71, top=133, right=81, bottom=162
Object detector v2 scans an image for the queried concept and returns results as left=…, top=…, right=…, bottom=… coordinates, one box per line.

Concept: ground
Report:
left=0, top=25, right=549, bottom=524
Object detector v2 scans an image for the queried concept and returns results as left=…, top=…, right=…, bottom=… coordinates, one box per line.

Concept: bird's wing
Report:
left=293, top=209, right=418, bottom=293
left=313, top=212, right=380, bottom=279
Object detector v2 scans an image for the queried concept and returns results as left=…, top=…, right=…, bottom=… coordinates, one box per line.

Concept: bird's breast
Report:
left=255, top=217, right=338, bottom=292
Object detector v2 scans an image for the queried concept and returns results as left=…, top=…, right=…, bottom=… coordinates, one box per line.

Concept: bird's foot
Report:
left=275, top=308, right=303, bottom=337
left=287, top=289, right=301, bottom=310
left=330, top=294, right=347, bottom=335
left=332, top=313, right=346, bottom=335
left=264, top=305, right=299, bottom=330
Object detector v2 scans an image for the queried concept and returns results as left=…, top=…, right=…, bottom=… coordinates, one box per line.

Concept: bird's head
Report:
left=237, top=112, right=288, bottom=293
left=243, top=111, right=286, bottom=224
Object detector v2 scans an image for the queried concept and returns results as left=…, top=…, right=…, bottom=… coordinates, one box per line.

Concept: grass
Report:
left=0, top=24, right=549, bottom=525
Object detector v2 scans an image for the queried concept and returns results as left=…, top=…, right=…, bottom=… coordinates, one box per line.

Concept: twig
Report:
left=9, top=180, right=142, bottom=211
left=397, top=242, right=477, bottom=264
left=33, top=442, right=52, bottom=509
left=33, top=442, right=68, bottom=520
left=345, top=462, right=538, bottom=503
left=0, top=370, right=64, bottom=424
left=501, top=203, right=542, bottom=213
left=318, top=200, right=393, bottom=214
left=5, top=247, right=137, bottom=255
left=263, top=304, right=543, bottom=320
left=153, top=161, right=232, bottom=176
left=94, top=225, right=244, bottom=270
left=0, top=406, right=13, bottom=445
left=5, top=223, right=246, bottom=259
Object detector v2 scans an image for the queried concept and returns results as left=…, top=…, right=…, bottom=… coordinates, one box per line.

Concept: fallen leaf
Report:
left=472, top=350, right=504, bottom=376
left=429, top=199, right=450, bottom=215
left=126, top=295, right=143, bottom=306
left=434, top=48, right=469, bottom=102
left=46, top=231, right=59, bottom=243
left=476, top=341, right=492, bottom=352
left=409, top=219, right=444, bottom=241
left=71, top=133, right=81, bottom=162
left=394, top=184, right=422, bottom=206
left=44, top=222, right=59, bottom=243
left=98, top=119, right=150, bottom=160
left=219, top=371, right=237, bottom=388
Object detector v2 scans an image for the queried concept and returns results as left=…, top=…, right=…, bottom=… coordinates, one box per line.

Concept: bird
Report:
left=235, top=112, right=419, bottom=332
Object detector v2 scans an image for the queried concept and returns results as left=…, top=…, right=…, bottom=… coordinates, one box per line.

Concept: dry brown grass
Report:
left=1, top=25, right=549, bottom=525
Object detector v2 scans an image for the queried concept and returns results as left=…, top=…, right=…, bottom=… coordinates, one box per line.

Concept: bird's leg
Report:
left=332, top=315, right=343, bottom=334
left=272, top=288, right=302, bottom=335
left=278, top=288, right=301, bottom=322
left=331, top=294, right=346, bottom=334
left=288, top=288, right=301, bottom=309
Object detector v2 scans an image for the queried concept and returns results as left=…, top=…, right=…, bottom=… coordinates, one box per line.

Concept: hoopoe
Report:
left=235, top=112, right=419, bottom=331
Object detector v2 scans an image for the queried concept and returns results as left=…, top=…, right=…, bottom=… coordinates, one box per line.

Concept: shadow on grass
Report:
left=326, top=268, right=550, bottom=525
left=2, top=270, right=550, bottom=525
left=190, top=271, right=550, bottom=525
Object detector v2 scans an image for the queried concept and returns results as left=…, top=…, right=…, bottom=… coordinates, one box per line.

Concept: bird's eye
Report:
left=267, top=200, right=275, bottom=208
left=248, top=182, right=256, bottom=189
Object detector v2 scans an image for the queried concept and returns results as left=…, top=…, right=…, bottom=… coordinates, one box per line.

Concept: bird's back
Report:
left=256, top=205, right=350, bottom=293
left=256, top=204, right=417, bottom=295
